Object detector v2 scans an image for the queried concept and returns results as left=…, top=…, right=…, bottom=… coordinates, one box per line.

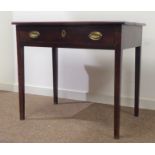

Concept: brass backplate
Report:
left=29, top=31, right=40, bottom=39
left=88, top=31, right=103, bottom=41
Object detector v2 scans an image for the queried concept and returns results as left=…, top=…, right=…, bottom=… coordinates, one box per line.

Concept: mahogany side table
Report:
left=12, top=21, right=145, bottom=139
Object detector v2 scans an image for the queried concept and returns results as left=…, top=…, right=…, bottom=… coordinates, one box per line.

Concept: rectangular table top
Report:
left=12, top=21, right=145, bottom=26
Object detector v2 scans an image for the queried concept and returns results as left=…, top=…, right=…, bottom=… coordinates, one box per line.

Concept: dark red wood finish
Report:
left=13, top=21, right=145, bottom=139
left=12, top=21, right=145, bottom=26
left=134, top=46, right=141, bottom=116
left=52, top=47, right=58, bottom=104
left=17, top=25, right=118, bottom=49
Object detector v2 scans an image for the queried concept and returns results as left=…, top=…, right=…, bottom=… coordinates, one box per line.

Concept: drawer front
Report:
left=18, top=26, right=61, bottom=43
left=18, top=25, right=116, bottom=49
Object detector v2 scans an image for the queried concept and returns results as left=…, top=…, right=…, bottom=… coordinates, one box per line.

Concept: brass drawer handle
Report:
left=29, top=31, right=40, bottom=39
left=88, top=31, right=103, bottom=41
left=61, top=29, right=67, bottom=38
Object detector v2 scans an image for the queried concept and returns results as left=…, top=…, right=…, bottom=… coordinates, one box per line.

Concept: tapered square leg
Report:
left=52, top=47, right=58, bottom=104
left=114, top=48, right=122, bottom=139
left=17, top=45, right=25, bottom=120
left=134, top=46, right=141, bottom=116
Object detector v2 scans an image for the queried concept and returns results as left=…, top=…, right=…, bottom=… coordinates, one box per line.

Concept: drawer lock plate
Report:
left=61, top=30, right=67, bottom=38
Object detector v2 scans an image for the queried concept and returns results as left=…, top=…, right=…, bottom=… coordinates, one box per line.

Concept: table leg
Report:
left=134, top=46, right=141, bottom=116
left=52, top=47, right=58, bottom=104
left=114, top=48, right=122, bottom=139
left=17, top=45, right=25, bottom=120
